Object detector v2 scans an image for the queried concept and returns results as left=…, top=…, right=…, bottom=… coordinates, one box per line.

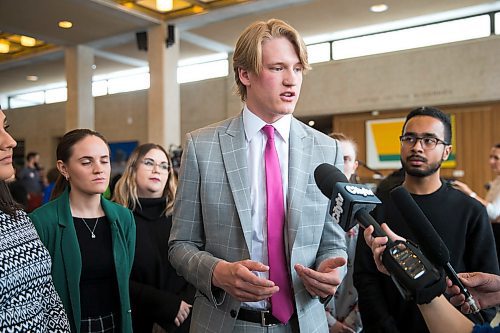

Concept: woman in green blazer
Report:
left=30, top=129, right=135, bottom=333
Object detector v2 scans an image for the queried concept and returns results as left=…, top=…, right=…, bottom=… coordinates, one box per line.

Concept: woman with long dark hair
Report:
left=0, top=107, right=70, bottom=332
left=30, top=129, right=136, bottom=333
left=113, top=143, right=194, bottom=332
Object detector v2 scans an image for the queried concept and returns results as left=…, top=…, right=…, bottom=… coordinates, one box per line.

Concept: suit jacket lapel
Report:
left=287, top=118, right=313, bottom=252
left=219, top=114, right=253, bottom=253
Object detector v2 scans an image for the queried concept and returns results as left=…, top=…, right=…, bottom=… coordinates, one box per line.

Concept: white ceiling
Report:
left=1, top=0, right=499, bottom=95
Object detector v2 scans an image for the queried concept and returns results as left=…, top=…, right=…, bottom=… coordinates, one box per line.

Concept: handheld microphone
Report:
left=390, top=186, right=483, bottom=321
left=314, top=164, right=443, bottom=305
left=314, top=163, right=385, bottom=237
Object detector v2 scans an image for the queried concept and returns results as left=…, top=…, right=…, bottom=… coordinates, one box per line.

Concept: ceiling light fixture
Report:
left=156, top=0, right=173, bottom=12
left=0, top=40, right=10, bottom=54
left=58, top=20, right=73, bottom=29
left=20, top=36, right=36, bottom=47
left=370, top=4, right=388, bottom=13
left=26, top=75, right=39, bottom=81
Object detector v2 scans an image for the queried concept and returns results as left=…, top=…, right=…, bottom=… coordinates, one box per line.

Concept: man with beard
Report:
left=353, top=106, right=499, bottom=333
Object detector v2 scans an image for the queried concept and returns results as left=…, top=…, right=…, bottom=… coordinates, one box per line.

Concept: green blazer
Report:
left=30, top=188, right=136, bottom=333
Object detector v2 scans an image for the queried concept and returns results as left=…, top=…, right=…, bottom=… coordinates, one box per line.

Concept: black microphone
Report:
left=390, top=186, right=483, bottom=320
left=315, top=162, right=385, bottom=304
left=314, top=163, right=444, bottom=305
left=314, top=163, right=386, bottom=238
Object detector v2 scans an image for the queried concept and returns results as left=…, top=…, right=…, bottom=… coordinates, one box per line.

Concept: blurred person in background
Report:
left=452, top=143, right=500, bottom=266
left=30, top=129, right=136, bottom=333
left=113, top=143, right=194, bottom=332
left=19, top=151, right=44, bottom=211
left=42, top=167, right=60, bottom=204
left=326, top=133, right=362, bottom=333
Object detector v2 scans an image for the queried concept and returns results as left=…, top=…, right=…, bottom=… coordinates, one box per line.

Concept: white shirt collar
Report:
left=243, top=105, right=292, bottom=143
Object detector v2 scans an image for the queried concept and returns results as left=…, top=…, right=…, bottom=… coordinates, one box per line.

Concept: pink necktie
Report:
left=262, top=125, right=294, bottom=324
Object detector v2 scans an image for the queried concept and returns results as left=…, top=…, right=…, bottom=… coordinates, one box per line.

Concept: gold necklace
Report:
left=81, top=217, right=99, bottom=239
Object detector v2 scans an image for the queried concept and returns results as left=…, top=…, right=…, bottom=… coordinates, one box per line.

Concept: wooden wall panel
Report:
left=331, top=103, right=499, bottom=195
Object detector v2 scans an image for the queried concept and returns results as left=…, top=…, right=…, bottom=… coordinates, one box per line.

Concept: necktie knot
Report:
left=262, top=125, right=275, bottom=141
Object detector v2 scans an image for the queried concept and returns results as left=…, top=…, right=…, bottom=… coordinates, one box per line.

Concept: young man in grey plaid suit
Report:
left=169, top=19, right=347, bottom=333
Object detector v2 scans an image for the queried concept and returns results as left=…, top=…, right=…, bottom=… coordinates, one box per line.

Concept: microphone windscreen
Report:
left=390, top=186, right=450, bottom=266
left=314, top=163, right=348, bottom=198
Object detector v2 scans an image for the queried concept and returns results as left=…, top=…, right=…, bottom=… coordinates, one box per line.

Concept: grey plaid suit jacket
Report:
left=169, top=113, right=347, bottom=332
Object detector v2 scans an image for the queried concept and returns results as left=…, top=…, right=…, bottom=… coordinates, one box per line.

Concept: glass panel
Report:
left=107, top=73, right=150, bottom=94
left=332, top=15, right=491, bottom=60
left=178, top=59, right=228, bottom=84
left=9, top=91, right=44, bottom=109
left=496, top=12, right=500, bottom=35
left=45, top=87, right=67, bottom=104
left=92, top=80, right=108, bottom=97
left=307, top=42, right=331, bottom=64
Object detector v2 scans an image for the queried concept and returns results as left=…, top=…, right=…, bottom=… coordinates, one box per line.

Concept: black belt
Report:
left=237, top=308, right=283, bottom=327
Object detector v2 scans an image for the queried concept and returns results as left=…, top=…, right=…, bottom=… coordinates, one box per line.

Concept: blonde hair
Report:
left=329, top=132, right=358, bottom=157
left=113, top=143, right=177, bottom=215
left=233, top=18, right=310, bottom=101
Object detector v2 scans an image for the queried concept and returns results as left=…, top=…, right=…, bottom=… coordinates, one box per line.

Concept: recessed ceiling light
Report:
left=26, top=75, right=39, bottom=81
left=91, top=64, right=97, bottom=70
left=0, top=40, right=9, bottom=53
left=58, top=21, right=73, bottom=29
left=370, top=4, right=388, bottom=13
left=156, top=0, right=173, bottom=12
left=20, top=36, right=36, bottom=47
left=308, top=120, right=315, bottom=127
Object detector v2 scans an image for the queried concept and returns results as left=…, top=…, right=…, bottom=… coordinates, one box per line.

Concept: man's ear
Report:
left=442, top=145, right=452, bottom=161
left=238, top=68, right=251, bottom=87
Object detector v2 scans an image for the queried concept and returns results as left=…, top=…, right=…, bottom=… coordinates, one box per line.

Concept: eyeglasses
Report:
left=141, top=158, right=170, bottom=173
left=399, top=135, right=449, bottom=150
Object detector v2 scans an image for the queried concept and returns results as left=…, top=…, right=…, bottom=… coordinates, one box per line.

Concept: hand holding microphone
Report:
left=314, top=163, right=445, bottom=305
left=362, top=223, right=405, bottom=276
left=390, top=186, right=484, bottom=322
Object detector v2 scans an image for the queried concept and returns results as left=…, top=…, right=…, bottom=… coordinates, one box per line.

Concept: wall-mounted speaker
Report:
left=166, top=25, right=175, bottom=48
left=136, top=31, right=148, bottom=51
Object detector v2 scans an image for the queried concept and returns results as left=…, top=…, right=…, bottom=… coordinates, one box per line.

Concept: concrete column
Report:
left=147, top=23, right=180, bottom=148
left=65, top=45, right=94, bottom=130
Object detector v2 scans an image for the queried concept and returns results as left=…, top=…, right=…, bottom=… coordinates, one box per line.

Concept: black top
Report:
left=130, top=197, right=195, bottom=333
left=74, top=216, right=120, bottom=318
left=353, top=182, right=500, bottom=333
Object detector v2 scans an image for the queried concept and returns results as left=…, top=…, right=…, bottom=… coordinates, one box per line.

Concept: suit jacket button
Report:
left=230, top=310, right=237, bottom=318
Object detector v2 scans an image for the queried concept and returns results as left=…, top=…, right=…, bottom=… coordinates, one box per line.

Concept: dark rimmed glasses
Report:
left=399, top=135, right=449, bottom=150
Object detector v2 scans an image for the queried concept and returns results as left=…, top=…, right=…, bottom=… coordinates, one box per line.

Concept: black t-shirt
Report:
left=74, top=216, right=120, bottom=318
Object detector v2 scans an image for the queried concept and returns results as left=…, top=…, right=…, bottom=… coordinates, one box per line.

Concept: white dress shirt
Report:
left=242, top=106, right=291, bottom=309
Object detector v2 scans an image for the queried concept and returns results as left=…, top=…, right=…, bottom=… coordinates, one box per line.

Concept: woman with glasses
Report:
left=113, top=143, right=194, bottom=333
left=30, top=129, right=136, bottom=333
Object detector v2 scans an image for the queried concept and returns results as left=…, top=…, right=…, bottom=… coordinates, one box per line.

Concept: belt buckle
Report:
left=260, top=310, right=277, bottom=327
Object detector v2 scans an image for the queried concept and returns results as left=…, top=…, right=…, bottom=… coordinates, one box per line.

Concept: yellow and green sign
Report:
left=365, top=116, right=456, bottom=169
